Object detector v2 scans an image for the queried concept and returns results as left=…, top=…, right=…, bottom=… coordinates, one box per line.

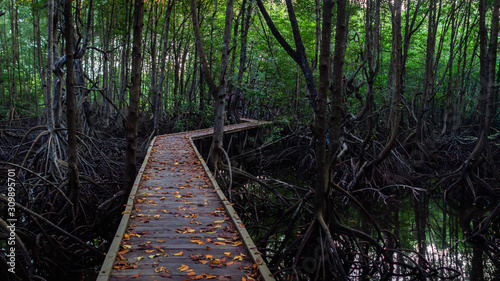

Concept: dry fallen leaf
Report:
left=155, top=266, right=167, bottom=273
left=190, top=253, right=203, bottom=261
left=173, top=251, right=183, bottom=256
left=113, top=261, right=137, bottom=270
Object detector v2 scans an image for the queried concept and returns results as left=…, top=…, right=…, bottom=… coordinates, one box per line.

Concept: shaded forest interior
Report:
left=0, top=0, right=499, bottom=280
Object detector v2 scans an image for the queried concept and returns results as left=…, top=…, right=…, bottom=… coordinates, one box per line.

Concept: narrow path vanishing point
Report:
left=97, top=120, right=274, bottom=281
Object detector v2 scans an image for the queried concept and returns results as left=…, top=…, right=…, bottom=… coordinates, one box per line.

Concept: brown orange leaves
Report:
left=206, top=223, right=222, bottom=228
left=122, top=233, right=131, bottom=242
left=154, top=266, right=168, bottom=273
left=117, top=246, right=130, bottom=255
left=137, top=241, right=152, bottom=248
left=176, top=227, right=196, bottom=234
left=177, top=264, right=190, bottom=272
left=129, top=233, right=141, bottom=238
left=232, top=241, right=243, bottom=247
left=190, top=253, right=203, bottom=261
left=185, top=212, right=199, bottom=221
left=233, top=254, right=246, bottom=261
left=190, top=239, right=205, bottom=245
left=148, top=252, right=168, bottom=258
left=113, top=261, right=137, bottom=270
left=190, top=219, right=203, bottom=225
left=209, top=258, right=223, bottom=268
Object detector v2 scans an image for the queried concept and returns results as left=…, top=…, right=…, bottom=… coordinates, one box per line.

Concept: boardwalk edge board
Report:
left=189, top=137, right=275, bottom=281
left=97, top=136, right=158, bottom=281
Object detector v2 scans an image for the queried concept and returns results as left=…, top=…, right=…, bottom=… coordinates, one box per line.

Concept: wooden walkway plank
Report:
left=97, top=120, right=274, bottom=281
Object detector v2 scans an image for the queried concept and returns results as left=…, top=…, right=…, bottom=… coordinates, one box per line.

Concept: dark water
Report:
left=236, top=173, right=498, bottom=280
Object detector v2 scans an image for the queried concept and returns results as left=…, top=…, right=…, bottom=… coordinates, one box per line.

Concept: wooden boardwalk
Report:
left=97, top=120, right=274, bottom=281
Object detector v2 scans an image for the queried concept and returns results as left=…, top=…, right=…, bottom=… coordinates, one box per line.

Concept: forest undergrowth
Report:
left=0, top=114, right=499, bottom=280
left=0, top=114, right=211, bottom=280
left=215, top=120, right=500, bottom=280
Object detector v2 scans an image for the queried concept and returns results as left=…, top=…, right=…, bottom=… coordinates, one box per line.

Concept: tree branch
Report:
left=0, top=195, right=104, bottom=256
left=255, top=0, right=298, bottom=61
